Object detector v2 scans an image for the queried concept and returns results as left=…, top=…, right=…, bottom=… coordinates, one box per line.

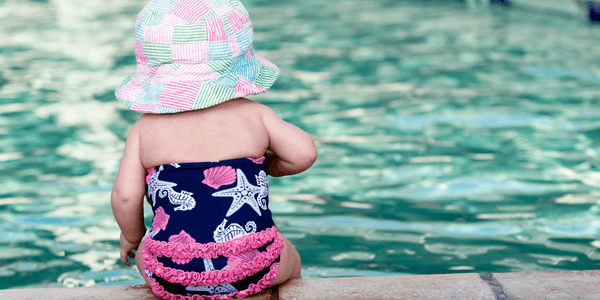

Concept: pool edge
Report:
left=3, top=270, right=600, bottom=299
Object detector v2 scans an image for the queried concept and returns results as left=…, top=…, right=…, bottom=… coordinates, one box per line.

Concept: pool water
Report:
left=1, top=0, right=600, bottom=289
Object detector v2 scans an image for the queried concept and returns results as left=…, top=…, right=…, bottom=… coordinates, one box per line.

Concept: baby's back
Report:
left=136, top=98, right=269, bottom=169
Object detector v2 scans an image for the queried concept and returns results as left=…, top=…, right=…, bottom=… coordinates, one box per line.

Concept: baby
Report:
left=110, top=0, right=317, bottom=298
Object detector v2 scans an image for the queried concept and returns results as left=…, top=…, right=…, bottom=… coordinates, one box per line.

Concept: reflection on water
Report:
left=1, top=0, right=600, bottom=289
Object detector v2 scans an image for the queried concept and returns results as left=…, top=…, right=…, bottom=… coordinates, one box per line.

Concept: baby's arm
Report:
left=260, top=105, right=317, bottom=177
left=111, top=123, right=147, bottom=266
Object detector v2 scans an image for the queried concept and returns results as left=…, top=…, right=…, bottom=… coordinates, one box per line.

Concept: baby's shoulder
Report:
left=226, top=98, right=269, bottom=112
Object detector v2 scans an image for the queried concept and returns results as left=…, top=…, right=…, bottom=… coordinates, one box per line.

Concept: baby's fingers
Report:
left=120, top=250, right=131, bottom=266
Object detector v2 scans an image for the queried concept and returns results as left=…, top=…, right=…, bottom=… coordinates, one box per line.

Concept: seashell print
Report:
left=146, top=168, right=156, bottom=184
left=202, top=166, right=236, bottom=189
left=169, top=230, right=196, bottom=244
left=172, top=257, right=192, bottom=265
left=248, top=156, right=265, bottom=164
left=169, top=230, right=196, bottom=265
left=227, top=249, right=260, bottom=269
left=151, top=206, right=170, bottom=232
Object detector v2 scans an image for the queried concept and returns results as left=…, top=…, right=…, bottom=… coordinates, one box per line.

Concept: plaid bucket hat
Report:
left=115, top=0, right=279, bottom=113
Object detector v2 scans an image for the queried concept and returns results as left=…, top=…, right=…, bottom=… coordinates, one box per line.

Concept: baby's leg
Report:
left=134, top=238, right=152, bottom=286
left=270, top=232, right=302, bottom=287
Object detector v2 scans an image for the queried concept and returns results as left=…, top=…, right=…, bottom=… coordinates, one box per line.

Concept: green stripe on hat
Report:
left=255, top=66, right=278, bottom=88
left=143, top=75, right=152, bottom=84
left=199, top=10, right=218, bottom=21
left=228, top=0, right=241, bottom=6
left=206, top=59, right=234, bottom=75
left=170, top=64, right=182, bottom=71
left=141, top=12, right=165, bottom=26
left=144, top=43, right=172, bottom=66
left=117, top=98, right=134, bottom=109
left=120, top=76, right=132, bottom=86
left=155, top=106, right=181, bottom=113
left=173, top=23, right=206, bottom=44
left=222, top=16, right=234, bottom=37
left=192, top=83, right=236, bottom=110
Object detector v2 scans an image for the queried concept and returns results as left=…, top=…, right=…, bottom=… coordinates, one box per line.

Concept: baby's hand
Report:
left=120, top=232, right=140, bottom=266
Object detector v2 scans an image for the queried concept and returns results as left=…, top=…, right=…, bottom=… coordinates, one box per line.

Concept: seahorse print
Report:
left=147, top=166, right=196, bottom=211
left=255, top=170, right=268, bottom=210
left=145, top=268, right=153, bottom=279
left=147, top=166, right=177, bottom=207
left=167, top=189, right=196, bottom=211
left=213, top=219, right=257, bottom=243
left=185, top=259, right=238, bottom=295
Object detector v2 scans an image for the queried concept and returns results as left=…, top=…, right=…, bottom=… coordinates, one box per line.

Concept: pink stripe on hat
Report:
left=256, top=55, right=278, bottom=69
left=226, top=9, right=246, bottom=33
left=150, top=66, right=178, bottom=85
left=169, top=0, right=212, bottom=23
left=205, top=17, right=227, bottom=42
left=172, top=43, right=209, bottom=64
left=151, top=64, right=219, bottom=84
left=144, top=25, right=174, bottom=44
left=149, top=66, right=160, bottom=77
left=175, top=64, right=221, bottom=81
left=235, top=76, right=266, bottom=97
left=161, top=14, right=187, bottom=26
left=228, top=35, right=240, bottom=57
left=116, top=79, right=144, bottom=101
left=159, top=82, right=200, bottom=110
left=134, top=42, right=147, bottom=65
left=131, top=103, right=158, bottom=113
left=136, top=64, right=152, bottom=79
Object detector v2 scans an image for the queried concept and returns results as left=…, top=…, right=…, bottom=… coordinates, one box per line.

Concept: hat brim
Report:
left=115, top=50, right=278, bottom=114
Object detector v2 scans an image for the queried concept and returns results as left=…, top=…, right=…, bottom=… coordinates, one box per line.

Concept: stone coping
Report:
left=3, top=270, right=600, bottom=299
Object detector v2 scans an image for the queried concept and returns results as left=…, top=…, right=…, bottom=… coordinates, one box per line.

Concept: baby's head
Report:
left=115, top=0, right=278, bottom=114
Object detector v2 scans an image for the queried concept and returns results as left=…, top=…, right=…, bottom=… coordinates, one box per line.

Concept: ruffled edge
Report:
left=142, top=234, right=283, bottom=287
left=148, top=262, right=280, bottom=300
left=145, top=226, right=278, bottom=259
left=149, top=156, right=265, bottom=173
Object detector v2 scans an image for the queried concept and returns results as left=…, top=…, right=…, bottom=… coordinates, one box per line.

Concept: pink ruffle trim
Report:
left=148, top=262, right=280, bottom=300
left=145, top=226, right=279, bottom=260
left=142, top=235, right=283, bottom=287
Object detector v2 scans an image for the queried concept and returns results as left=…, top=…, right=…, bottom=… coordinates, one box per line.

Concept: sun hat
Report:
left=115, top=0, right=279, bottom=113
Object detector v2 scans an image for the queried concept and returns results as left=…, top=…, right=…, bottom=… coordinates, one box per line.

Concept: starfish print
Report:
left=212, top=169, right=262, bottom=217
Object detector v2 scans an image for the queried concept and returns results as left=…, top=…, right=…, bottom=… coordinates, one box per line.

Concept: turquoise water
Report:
left=1, top=0, right=600, bottom=289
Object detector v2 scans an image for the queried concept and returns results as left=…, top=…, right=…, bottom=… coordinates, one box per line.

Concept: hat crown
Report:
left=134, top=0, right=253, bottom=67
left=115, top=0, right=279, bottom=114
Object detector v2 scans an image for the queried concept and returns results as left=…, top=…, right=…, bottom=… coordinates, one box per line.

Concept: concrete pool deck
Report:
left=2, top=270, right=600, bottom=299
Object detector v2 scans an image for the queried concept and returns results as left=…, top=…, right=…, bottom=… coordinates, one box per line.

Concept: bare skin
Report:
left=111, top=98, right=316, bottom=290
